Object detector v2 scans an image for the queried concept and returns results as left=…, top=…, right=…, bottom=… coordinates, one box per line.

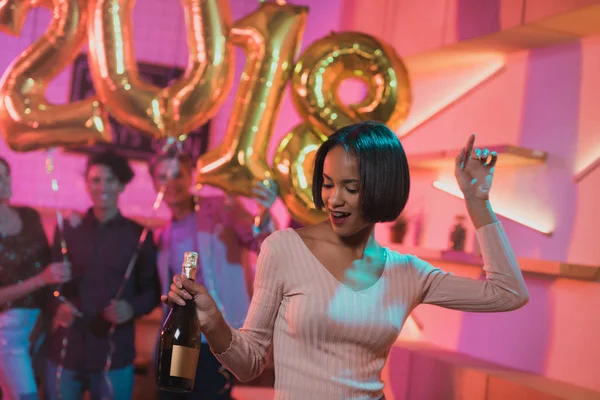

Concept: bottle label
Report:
left=170, top=345, right=200, bottom=379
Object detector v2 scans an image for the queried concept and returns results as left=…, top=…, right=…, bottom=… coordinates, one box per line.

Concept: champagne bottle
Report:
left=156, top=251, right=202, bottom=392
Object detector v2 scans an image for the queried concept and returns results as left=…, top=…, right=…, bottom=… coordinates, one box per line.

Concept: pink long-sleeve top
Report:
left=213, top=222, right=529, bottom=399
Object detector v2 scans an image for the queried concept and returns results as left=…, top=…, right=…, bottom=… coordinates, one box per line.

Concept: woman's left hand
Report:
left=455, top=134, right=497, bottom=201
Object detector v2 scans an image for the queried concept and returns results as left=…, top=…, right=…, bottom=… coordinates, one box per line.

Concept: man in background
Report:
left=148, top=149, right=278, bottom=400
left=44, top=151, right=160, bottom=400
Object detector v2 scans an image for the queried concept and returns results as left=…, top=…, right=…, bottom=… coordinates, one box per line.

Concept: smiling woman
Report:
left=163, top=120, right=529, bottom=400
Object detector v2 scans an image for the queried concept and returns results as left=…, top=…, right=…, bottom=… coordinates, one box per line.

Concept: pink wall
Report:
left=345, top=0, right=600, bottom=393
left=407, top=37, right=600, bottom=393
left=1, top=0, right=599, bottom=394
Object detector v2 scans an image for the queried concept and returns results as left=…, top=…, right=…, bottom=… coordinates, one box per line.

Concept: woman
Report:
left=0, top=157, right=71, bottom=399
left=164, top=121, right=529, bottom=399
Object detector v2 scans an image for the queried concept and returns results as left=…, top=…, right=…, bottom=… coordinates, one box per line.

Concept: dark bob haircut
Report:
left=312, top=121, right=410, bottom=223
left=85, top=150, right=135, bottom=185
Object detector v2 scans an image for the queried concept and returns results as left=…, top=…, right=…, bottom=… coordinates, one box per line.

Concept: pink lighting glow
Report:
left=398, top=52, right=506, bottom=137
left=432, top=180, right=555, bottom=235
left=573, top=149, right=600, bottom=183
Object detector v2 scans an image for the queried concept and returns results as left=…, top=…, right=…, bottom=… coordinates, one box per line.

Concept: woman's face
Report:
left=0, top=162, right=12, bottom=203
left=321, top=146, right=370, bottom=237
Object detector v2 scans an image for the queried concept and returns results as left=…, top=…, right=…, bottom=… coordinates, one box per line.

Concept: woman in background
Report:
left=0, top=157, right=71, bottom=399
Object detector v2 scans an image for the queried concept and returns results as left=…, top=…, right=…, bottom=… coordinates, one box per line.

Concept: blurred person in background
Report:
left=43, top=151, right=159, bottom=400
left=0, top=156, right=72, bottom=400
left=148, top=149, right=278, bottom=400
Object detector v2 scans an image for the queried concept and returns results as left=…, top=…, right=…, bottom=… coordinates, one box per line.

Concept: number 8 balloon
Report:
left=273, top=31, right=412, bottom=225
left=292, top=31, right=411, bottom=135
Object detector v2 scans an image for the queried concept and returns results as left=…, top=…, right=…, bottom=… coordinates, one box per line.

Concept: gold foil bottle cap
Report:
left=181, top=251, right=198, bottom=280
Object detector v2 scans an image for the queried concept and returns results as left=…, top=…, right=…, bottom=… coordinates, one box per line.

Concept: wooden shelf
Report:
left=408, top=144, right=548, bottom=170
left=390, top=340, right=600, bottom=400
left=388, top=244, right=600, bottom=282
left=517, top=257, right=600, bottom=281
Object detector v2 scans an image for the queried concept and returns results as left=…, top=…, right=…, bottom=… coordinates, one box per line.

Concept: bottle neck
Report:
left=171, top=294, right=198, bottom=319
left=182, top=266, right=196, bottom=280
left=174, top=298, right=197, bottom=311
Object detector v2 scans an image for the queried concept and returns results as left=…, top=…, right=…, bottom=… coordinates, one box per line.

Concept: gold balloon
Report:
left=166, top=0, right=234, bottom=135
left=0, top=0, right=45, bottom=36
left=195, top=1, right=308, bottom=198
left=0, top=0, right=110, bottom=152
left=272, top=123, right=328, bottom=226
left=291, top=31, right=412, bottom=134
left=87, top=0, right=234, bottom=138
left=272, top=32, right=411, bottom=222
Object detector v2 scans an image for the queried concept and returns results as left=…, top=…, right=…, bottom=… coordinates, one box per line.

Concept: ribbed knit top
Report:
left=214, top=222, right=528, bottom=399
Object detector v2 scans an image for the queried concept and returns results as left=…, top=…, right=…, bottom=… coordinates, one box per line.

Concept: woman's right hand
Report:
left=162, top=275, right=222, bottom=332
left=39, top=261, right=72, bottom=285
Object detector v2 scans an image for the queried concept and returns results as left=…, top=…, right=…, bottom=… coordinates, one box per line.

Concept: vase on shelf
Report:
left=448, top=215, right=467, bottom=251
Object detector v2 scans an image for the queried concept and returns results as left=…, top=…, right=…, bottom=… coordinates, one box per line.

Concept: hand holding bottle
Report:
left=158, top=251, right=205, bottom=392
left=162, top=273, right=223, bottom=333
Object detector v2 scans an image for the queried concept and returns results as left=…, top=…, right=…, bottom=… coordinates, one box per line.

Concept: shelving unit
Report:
left=387, top=243, right=600, bottom=281
left=408, top=144, right=548, bottom=171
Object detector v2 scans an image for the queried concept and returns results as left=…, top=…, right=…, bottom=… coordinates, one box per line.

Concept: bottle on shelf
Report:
left=448, top=215, right=467, bottom=252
